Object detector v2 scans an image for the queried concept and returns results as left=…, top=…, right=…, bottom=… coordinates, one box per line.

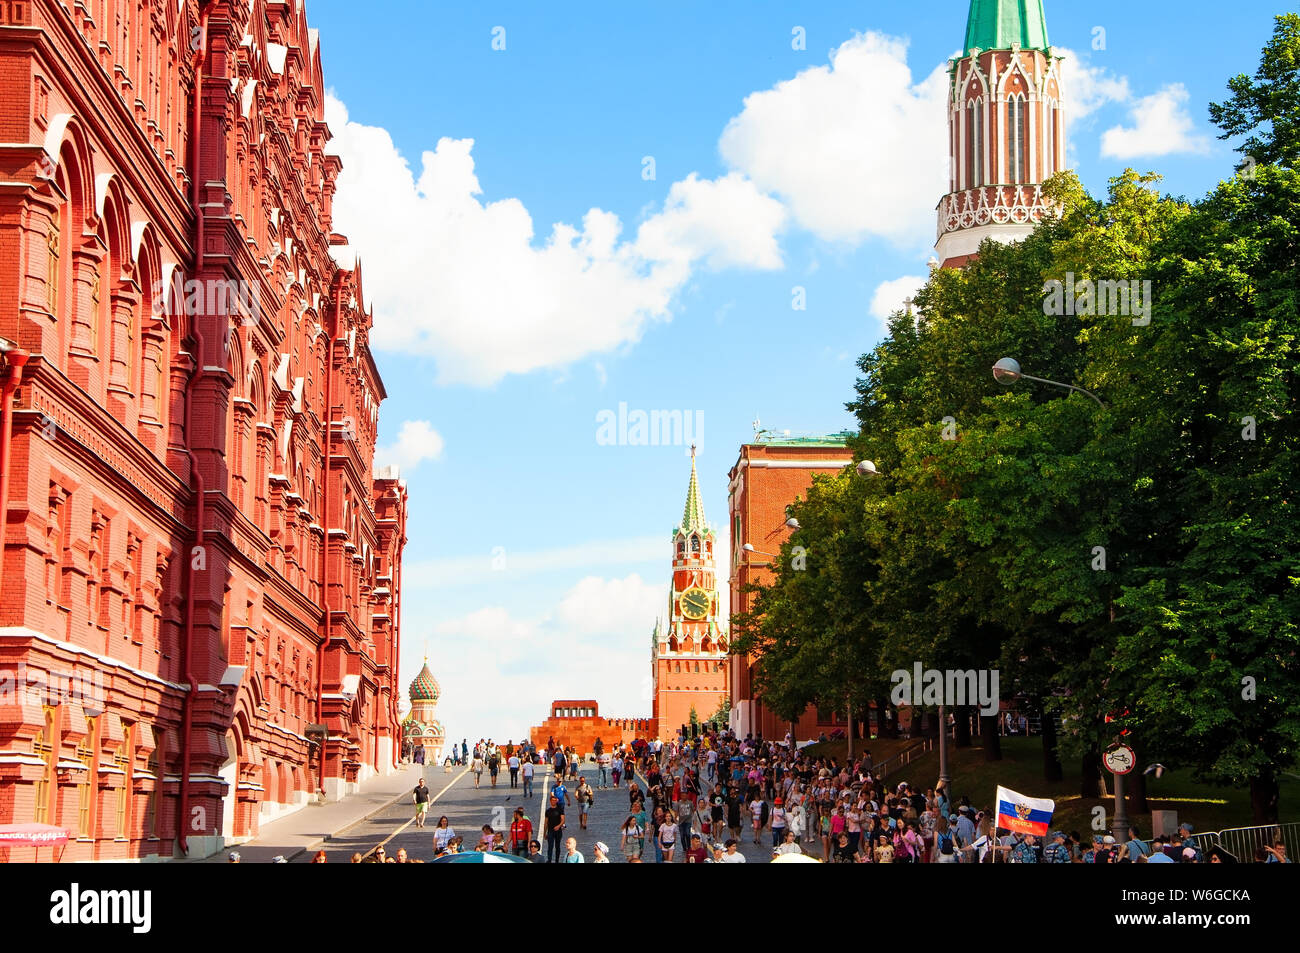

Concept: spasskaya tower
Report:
left=652, top=447, right=729, bottom=740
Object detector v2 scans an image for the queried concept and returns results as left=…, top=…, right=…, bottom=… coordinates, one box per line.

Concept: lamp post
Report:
left=992, top=358, right=1125, bottom=840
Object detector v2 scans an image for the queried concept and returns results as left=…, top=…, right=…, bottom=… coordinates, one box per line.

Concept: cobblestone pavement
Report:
left=310, top=759, right=801, bottom=863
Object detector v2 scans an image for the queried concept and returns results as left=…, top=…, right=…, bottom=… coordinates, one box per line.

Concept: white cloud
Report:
left=374, top=419, right=444, bottom=475
left=1059, top=48, right=1131, bottom=120
left=869, top=275, right=927, bottom=321
left=403, top=535, right=664, bottom=590
left=324, top=95, right=784, bottom=387
left=1100, top=84, right=1213, bottom=160
left=718, top=31, right=950, bottom=248
left=554, top=573, right=665, bottom=636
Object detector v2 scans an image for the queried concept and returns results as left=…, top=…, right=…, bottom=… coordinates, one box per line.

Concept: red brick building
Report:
left=727, top=433, right=854, bottom=742
left=0, top=0, right=407, bottom=860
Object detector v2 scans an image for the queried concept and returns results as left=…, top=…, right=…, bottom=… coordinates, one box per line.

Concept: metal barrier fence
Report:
left=1198, top=821, right=1300, bottom=863
left=875, top=737, right=935, bottom=780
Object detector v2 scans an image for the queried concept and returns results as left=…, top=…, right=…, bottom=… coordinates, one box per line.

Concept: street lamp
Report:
left=856, top=459, right=879, bottom=477
left=992, top=357, right=1105, bottom=407
left=993, top=357, right=1126, bottom=841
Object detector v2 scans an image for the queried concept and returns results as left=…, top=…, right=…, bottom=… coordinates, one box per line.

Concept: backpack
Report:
left=938, top=832, right=954, bottom=855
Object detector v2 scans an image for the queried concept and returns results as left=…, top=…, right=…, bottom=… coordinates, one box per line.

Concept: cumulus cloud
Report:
left=324, top=95, right=785, bottom=387
left=555, top=573, right=666, bottom=636
left=374, top=419, right=444, bottom=475
left=869, top=275, right=928, bottom=321
left=1059, top=48, right=1131, bottom=120
left=1100, top=84, right=1213, bottom=159
left=718, top=31, right=950, bottom=247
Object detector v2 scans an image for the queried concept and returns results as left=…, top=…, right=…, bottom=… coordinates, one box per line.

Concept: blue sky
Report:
left=304, top=0, right=1281, bottom=742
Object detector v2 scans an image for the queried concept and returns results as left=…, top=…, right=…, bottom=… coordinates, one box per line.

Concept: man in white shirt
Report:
left=706, top=747, right=718, bottom=781
left=521, top=758, right=535, bottom=798
left=507, top=753, right=521, bottom=788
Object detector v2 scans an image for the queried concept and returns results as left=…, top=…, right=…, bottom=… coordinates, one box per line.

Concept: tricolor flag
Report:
left=995, top=786, right=1054, bottom=837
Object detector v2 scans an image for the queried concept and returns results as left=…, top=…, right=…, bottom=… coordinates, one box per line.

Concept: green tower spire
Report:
left=963, top=0, right=1050, bottom=57
left=681, top=445, right=707, bottom=534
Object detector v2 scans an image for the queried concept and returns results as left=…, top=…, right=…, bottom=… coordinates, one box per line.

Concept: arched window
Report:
left=76, top=717, right=99, bottom=838
left=967, top=99, right=983, bottom=187
left=32, top=707, right=57, bottom=824
left=114, top=724, right=133, bottom=839
left=1045, top=101, right=1058, bottom=177
left=677, top=538, right=685, bottom=557
left=1007, top=94, right=1027, bottom=183
left=690, top=535, right=700, bottom=554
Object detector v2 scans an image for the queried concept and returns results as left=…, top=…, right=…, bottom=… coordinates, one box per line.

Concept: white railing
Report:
left=936, top=184, right=1056, bottom=240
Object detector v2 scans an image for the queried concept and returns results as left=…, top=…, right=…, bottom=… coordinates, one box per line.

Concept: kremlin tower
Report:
left=402, top=661, right=445, bottom=764
left=935, top=0, right=1065, bottom=268
left=652, top=449, right=729, bottom=740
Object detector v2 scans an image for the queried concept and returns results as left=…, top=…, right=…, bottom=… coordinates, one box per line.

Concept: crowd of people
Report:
left=374, top=729, right=1290, bottom=864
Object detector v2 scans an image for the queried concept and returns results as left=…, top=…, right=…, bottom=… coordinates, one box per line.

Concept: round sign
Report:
left=1104, top=744, right=1135, bottom=775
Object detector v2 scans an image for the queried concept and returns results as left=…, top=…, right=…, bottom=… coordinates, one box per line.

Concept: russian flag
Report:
left=995, top=786, right=1054, bottom=837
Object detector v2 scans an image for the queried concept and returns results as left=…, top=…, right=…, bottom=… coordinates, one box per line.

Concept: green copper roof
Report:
left=749, top=430, right=856, bottom=448
left=963, top=0, right=1050, bottom=56
left=681, top=448, right=707, bottom=534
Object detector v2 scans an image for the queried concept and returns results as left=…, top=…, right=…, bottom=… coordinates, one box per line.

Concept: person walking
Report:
left=621, top=815, right=644, bottom=861
left=611, top=753, right=623, bottom=788
left=508, top=752, right=520, bottom=788
left=431, top=815, right=456, bottom=855
left=564, top=837, right=585, bottom=863
left=597, top=750, right=611, bottom=789
left=488, top=749, right=500, bottom=788
left=412, top=778, right=430, bottom=828
left=576, top=777, right=595, bottom=830
left=471, top=752, right=484, bottom=788
left=543, top=794, right=566, bottom=863
left=522, top=756, right=535, bottom=797
left=509, top=807, right=533, bottom=857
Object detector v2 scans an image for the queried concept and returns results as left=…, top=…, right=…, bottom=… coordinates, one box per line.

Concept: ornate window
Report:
left=967, top=99, right=983, bottom=187
left=690, top=535, right=700, bottom=554
left=114, top=724, right=133, bottom=839
left=47, top=228, right=59, bottom=315
left=32, top=707, right=57, bottom=824
left=76, top=717, right=98, bottom=838
left=1007, top=94, right=1028, bottom=183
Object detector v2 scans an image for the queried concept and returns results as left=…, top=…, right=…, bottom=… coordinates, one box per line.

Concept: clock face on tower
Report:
left=681, top=587, right=710, bottom=620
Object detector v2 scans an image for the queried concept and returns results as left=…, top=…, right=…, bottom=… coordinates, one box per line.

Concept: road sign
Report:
left=1104, top=744, right=1135, bottom=775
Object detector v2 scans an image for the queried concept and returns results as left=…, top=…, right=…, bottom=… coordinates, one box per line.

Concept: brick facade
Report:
left=0, top=0, right=407, bottom=860
left=726, top=437, right=854, bottom=742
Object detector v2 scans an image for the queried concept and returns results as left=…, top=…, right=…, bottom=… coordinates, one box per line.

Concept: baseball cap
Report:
left=1102, top=835, right=1116, bottom=845
left=595, top=841, right=609, bottom=854
left=228, top=851, right=240, bottom=862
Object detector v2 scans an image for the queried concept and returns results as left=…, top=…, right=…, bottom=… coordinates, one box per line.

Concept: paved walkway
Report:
left=315, top=758, right=801, bottom=864
left=194, top=762, right=437, bottom=863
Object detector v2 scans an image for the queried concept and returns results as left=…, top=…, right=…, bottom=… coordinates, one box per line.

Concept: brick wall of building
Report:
left=727, top=439, right=854, bottom=742
left=0, top=0, right=407, bottom=860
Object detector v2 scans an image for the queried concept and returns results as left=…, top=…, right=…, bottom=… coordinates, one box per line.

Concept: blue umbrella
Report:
left=430, top=850, right=528, bottom=864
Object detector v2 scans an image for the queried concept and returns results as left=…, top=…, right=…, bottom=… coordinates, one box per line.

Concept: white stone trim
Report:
left=0, top=627, right=187, bottom=692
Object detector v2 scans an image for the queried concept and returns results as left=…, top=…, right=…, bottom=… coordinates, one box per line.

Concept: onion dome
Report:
left=408, top=661, right=440, bottom=703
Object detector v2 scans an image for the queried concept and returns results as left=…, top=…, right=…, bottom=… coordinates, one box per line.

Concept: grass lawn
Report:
left=883, top=736, right=1298, bottom=835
